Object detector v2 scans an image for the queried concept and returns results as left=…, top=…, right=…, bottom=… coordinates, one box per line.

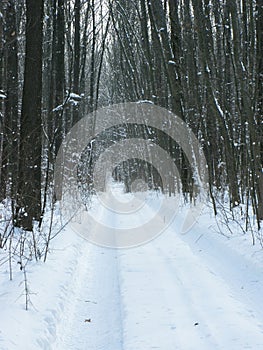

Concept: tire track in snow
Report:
left=117, top=201, right=263, bottom=350
left=151, top=233, right=263, bottom=350
left=51, top=200, right=124, bottom=350
left=118, top=235, right=217, bottom=349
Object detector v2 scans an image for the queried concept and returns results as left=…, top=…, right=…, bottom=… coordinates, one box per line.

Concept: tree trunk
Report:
left=54, top=0, right=65, bottom=154
left=17, top=0, right=43, bottom=231
left=72, top=0, right=81, bottom=125
left=0, top=0, right=19, bottom=201
left=255, top=0, right=263, bottom=222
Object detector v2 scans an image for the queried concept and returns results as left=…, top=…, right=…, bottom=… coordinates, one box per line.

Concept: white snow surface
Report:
left=0, top=189, right=263, bottom=350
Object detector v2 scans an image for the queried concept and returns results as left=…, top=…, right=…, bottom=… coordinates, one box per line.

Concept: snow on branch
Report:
left=52, top=92, right=83, bottom=112
left=0, top=90, right=7, bottom=99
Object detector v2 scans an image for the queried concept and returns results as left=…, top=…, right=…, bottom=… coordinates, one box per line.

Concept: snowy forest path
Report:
left=2, top=191, right=259, bottom=349
left=49, top=194, right=263, bottom=350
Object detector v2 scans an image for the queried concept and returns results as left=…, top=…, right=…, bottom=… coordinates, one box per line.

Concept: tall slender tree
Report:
left=0, top=0, right=19, bottom=201
left=72, top=0, right=81, bottom=125
left=17, top=0, right=44, bottom=230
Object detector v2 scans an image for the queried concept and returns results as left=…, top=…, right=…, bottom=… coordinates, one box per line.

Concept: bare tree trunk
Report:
left=72, top=0, right=81, bottom=125
left=140, top=0, right=154, bottom=100
left=17, top=0, right=43, bottom=231
left=54, top=0, right=65, bottom=154
left=89, top=0, right=96, bottom=113
left=255, top=0, right=263, bottom=223
left=0, top=0, right=19, bottom=201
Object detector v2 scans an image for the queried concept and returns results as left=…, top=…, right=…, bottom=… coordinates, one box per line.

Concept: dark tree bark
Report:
left=47, top=0, right=65, bottom=154
left=17, top=0, right=44, bottom=230
left=168, top=0, right=181, bottom=84
left=80, top=2, right=91, bottom=95
left=140, top=0, right=154, bottom=100
left=54, top=0, right=65, bottom=154
left=255, top=0, right=263, bottom=222
left=0, top=2, right=5, bottom=137
left=72, top=0, right=81, bottom=125
left=0, top=0, right=18, bottom=200
left=73, top=0, right=80, bottom=96
left=88, top=0, right=98, bottom=113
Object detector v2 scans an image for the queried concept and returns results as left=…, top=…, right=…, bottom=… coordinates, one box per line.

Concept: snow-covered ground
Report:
left=0, top=189, right=263, bottom=350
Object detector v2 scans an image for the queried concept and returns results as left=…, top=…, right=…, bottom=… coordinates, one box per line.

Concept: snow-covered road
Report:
left=1, top=192, right=263, bottom=350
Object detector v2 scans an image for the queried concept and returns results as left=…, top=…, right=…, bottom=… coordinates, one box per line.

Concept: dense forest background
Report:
left=0, top=0, right=262, bottom=261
